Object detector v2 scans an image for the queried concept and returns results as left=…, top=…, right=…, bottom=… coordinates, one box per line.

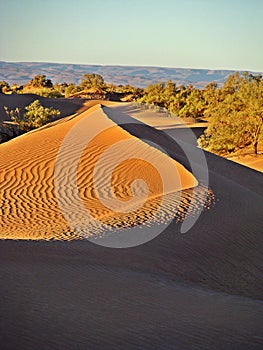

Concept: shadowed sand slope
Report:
left=1, top=245, right=263, bottom=350
left=1, top=102, right=263, bottom=349
left=0, top=94, right=125, bottom=121
left=0, top=104, right=198, bottom=240
left=0, top=93, right=89, bottom=119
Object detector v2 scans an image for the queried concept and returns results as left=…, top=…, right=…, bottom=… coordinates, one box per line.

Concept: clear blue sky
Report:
left=0, top=0, right=262, bottom=71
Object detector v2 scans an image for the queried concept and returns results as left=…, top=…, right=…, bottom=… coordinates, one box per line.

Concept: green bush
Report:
left=198, top=73, right=263, bottom=155
left=4, top=100, right=60, bottom=133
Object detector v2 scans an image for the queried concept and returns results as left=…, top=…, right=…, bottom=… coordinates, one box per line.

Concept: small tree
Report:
left=29, top=75, right=53, bottom=88
left=178, top=88, right=206, bottom=119
left=80, top=73, right=105, bottom=90
left=137, top=82, right=165, bottom=106
left=162, top=80, right=177, bottom=110
left=4, top=100, right=60, bottom=133
left=198, top=73, right=263, bottom=155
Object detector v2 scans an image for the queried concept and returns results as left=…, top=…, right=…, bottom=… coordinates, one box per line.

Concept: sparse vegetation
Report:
left=198, top=73, right=263, bottom=155
left=0, top=81, right=11, bottom=93
left=80, top=73, right=105, bottom=90
left=3, top=100, right=60, bottom=133
left=29, top=75, right=53, bottom=88
left=1, top=71, right=262, bottom=156
left=136, top=81, right=206, bottom=118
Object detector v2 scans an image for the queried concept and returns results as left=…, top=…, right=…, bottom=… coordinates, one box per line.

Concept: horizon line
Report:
left=1, top=60, right=262, bottom=74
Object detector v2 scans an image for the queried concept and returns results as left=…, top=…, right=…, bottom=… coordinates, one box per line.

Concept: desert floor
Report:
left=0, top=95, right=262, bottom=349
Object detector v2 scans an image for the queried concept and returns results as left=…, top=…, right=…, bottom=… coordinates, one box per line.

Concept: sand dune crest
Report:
left=0, top=104, right=200, bottom=240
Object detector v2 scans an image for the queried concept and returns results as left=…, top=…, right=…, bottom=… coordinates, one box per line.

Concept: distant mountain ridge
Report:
left=0, top=61, right=261, bottom=88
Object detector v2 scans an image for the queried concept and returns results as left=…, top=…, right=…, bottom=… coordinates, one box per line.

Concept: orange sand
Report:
left=228, top=146, right=263, bottom=173
left=0, top=103, right=198, bottom=240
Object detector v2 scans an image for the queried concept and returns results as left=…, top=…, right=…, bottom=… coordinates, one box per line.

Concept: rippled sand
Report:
left=0, top=103, right=208, bottom=240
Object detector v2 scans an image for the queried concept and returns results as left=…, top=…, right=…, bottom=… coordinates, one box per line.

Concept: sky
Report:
left=0, top=0, right=262, bottom=71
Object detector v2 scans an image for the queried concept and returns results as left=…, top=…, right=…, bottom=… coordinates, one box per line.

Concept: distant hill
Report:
left=0, top=61, right=261, bottom=88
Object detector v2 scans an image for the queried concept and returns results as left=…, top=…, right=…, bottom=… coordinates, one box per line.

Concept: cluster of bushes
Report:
left=137, top=81, right=206, bottom=119
left=0, top=100, right=60, bottom=143
left=0, top=74, right=143, bottom=99
left=136, top=73, right=263, bottom=155
left=198, top=73, right=263, bottom=155
left=1, top=72, right=262, bottom=155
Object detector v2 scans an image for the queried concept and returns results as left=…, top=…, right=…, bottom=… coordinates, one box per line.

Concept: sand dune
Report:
left=0, top=94, right=123, bottom=120
left=0, top=93, right=88, bottom=120
left=1, top=99, right=263, bottom=349
left=0, top=103, right=199, bottom=241
left=1, top=241, right=263, bottom=350
left=117, top=103, right=263, bottom=172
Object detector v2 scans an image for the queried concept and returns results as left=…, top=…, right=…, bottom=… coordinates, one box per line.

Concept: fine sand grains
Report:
left=0, top=104, right=203, bottom=240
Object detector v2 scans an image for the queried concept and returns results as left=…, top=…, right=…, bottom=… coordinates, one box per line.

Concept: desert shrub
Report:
left=4, top=100, right=60, bottom=133
left=137, top=81, right=202, bottom=117
left=38, top=88, right=64, bottom=98
left=0, top=81, right=11, bottom=93
left=178, top=88, right=206, bottom=119
left=29, top=75, right=53, bottom=88
left=65, top=83, right=82, bottom=97
left=80, top=73, right=105, bottom=90
left=137, top=82, right=165, bottom=107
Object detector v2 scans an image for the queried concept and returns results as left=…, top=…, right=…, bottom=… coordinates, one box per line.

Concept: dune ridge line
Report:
left=0, top=103, right=203, bottom=241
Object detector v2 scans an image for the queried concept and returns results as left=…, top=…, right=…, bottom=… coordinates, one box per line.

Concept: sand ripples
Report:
left=0, top=104, right=213, bottom=241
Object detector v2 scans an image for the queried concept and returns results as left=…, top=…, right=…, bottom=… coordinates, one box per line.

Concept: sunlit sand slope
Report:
left=0, top=104, right=198, bottom=240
